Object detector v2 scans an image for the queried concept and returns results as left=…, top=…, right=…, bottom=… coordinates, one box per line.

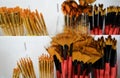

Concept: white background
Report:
left=0, top=0, right=120, bottom=78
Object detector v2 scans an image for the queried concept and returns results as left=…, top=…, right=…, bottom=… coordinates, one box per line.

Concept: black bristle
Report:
left=89, top=16, right=93, bottom=30
left=111, top=12, right=116, bottom=26
left=117, top=12, right=120, bottom=26
left=74, top=60, right=78, bottom=75
left=99, top=12, right=104, bottom=29
left=99, top=56, right=105, bottom=69
left=59, top=62, right=62, bottom=73
left=110, top=49, right=117, bottom=67
left=70, top=43, right=73, bottom=56
left=60, top=45, right=63, bottom=57
left=94, top=12, right=98, bottom=28
left=63, top=44, right=69, bottom=60
left=80, top=61, right=84, bottom=75
left=105, top=45, right=112, bottom=63
left=53, top=55, right=59, bottom=71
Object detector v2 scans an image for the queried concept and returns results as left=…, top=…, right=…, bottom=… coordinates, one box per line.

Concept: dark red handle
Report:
left=104, top=63, right=110, bottom=78
left=56, top=71, right=61, bottom=78
left=99, top=69, right=104, bottom=78
left=96, top=69, right=99, bottom=78
left=98, top=29, right=102, bottom=35
left=90, top=30, right=94, bottom=34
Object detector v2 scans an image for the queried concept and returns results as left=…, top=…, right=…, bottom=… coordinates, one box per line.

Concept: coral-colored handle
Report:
left=95, top=28, right=98, bottom=35
left=113, top=28, right=119, bottom=35
left=104, top=63, right=110, bottom=78
left=105, top=25, right=109, bottom=34
left=68, top=57, right=72, bottom=78
left=79, top=75, right=83, bottom=78
left=109, top=27, right=113, bottom=35
left=85, top=75, right=89, bottom=78
left=99, top=69, right=104, bottom=78
left=98, top=29, right=102, bottom=35
left=74, top=75, right=78, bottom=78
left=110, top=67, right=116, bottom=78
left=62, top=60, right=67, bottom=78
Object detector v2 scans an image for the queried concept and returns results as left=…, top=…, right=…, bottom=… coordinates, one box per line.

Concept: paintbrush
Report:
left=104, top=35, right=112, bottom=78
left=110, top=38, right=117, bottom=78
left=12, top=67, right=20, bottom=78
left=68, top=43, right=73, bottom=78
left=108, top=6, right=117, bottom=35
left=98, top=4, right=104, bottom=35
left=93, top=5, right=99, bottom=35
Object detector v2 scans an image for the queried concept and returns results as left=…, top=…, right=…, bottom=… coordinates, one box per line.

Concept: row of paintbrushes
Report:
left=61, top=0, right=120, bottom=35
left=0, top=7, right=48, bottom=36
left=47, top=29, right=117, bottom=78
left=62, top=0, right=93, bottom=29
left=89, top=4, right=120, bottom=35
left=12, top=55, right=54, bottom=78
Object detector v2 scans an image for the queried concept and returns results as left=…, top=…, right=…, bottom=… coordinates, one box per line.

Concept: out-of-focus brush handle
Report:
left=109, top=27, right=113, bottom=35
left=94, top=28, right=98, bottom=35
left=79, top=75, right=83, bottom=78
left=74, top=75, right=78, bottom=78
left=56, top=71, right=60, bottom=78
left=96, top=69, right=99, bottom=78
left=63, top=60, right=67, bottom=78
left=99, top=69, right=104, bottom=78
left=68, top=57, right=72, bottom=78
left=90, top=30, right=94, bottom=34
left=110, top=67, right=116, bottom=78
left=85, top=75, right=89, bottom=78
left=113, top=27, right=119, bottom=35
left=105, top=25, right=109, bottom=34
left=98, top=29, right=102, bottom=35
left=104, top=63, right=110, bottom=78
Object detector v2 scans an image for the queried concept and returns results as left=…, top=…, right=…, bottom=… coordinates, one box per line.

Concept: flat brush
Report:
left=62, top=44, right=68, bottom=78
left=110, top=39, right=117, bottom=78
left=108, top=7, right=117, bottom=35
left=12, top=67, right=20, bottom=78
left=104, top=36, right=112, bottom=78
left=74, top=60, right=78, bottom=78
left=93, top=5, right=99, bottom=35
left=53, top=55, right=61, bottom=78
left=68, top=43, right=73, bottom=78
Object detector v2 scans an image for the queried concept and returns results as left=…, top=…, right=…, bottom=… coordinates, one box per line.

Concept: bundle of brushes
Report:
left=12, top=67, right=20, bottom=78
left=16, top=57, right=36, bottom=78
left=47, top=29, right=118, bottom=78
left=104, top=6, right=120, bottom=35
left=38, top=54, right=54, bottom=78
left=0, top=6, right=48, bottom=36
left=93, top=36, right=117, bottom=78
left=61, top=0, right=96, bottom=34
left=89, top=4, right=120, bottom=35
left=0, top=7, right=24, bottom=36
left=46, top=29, right=107, bottom=78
